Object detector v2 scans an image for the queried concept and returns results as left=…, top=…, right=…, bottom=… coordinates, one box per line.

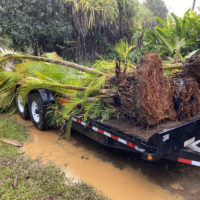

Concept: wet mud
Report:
left=15, top=115, right=200, bottom=200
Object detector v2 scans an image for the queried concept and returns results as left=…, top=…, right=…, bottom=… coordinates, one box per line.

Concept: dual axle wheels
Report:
left=16, top=92, right=48, bottom=130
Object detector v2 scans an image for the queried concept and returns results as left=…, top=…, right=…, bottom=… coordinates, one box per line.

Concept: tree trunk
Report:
left=117, top=0, right=123, bottom=39
left=0, top=54, right=104, bottom=75
left=57, top=84, right=116, bottom=95
left=192, top=0, right=196, bottom=10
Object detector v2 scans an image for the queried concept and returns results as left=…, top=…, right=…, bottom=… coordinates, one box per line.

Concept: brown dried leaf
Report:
left=13, top=175, right=18, bottom=189
left=0, top=138, right=23, bottom=147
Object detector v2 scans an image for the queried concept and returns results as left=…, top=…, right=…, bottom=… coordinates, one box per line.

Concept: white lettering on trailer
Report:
left=184, top=137, right=195, bottom=147
left=162, top=134, right=169, bottom=141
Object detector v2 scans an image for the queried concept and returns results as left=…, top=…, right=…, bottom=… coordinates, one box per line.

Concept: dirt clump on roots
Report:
left=184, top=54, right=200, bottom=80
left=171, top=77, right=200, bottom=121
left=116, top=53, right=177, bottom=127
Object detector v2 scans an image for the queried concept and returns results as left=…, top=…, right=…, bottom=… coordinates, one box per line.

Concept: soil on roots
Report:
left=116, top=53, right=177, bottom=127
left=184, top=54, right=200, bottom=80
left=171, top=77, right=200, bottom=121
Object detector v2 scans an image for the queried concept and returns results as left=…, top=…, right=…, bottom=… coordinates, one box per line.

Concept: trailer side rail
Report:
left=73, top=118, right=145, bottom=152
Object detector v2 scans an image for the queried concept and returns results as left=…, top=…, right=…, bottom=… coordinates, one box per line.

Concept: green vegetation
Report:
left=0, top=0, right=168, bottom=60
left=143, top=0, right=168, bottom=28
left=2, top=0, right=199, bottom=62
left=0, top=115, right=106, bottom=200
left=142, top=9, right=200, bottom=59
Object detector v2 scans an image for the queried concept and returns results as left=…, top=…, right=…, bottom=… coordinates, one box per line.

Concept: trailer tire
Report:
left=16, top=94, right=29, bottom=120
left=28, top=92, right=48, bottom=130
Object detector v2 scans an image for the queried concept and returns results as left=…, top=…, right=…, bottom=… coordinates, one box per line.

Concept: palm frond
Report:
left=17, top=76, right=88, bottom=103
left=0, top=48, right=16, bottom=56
left=0, top=90, right=16, bottom=112
left=0, top=71, right=21, bottom=111
left=89, top=100, right=112, bottom=121
left=85, top=75, right=106, bottom=98
left=83, top=99, right=100, bottom=121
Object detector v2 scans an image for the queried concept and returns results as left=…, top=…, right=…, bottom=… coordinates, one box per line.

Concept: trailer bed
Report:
left=102, top=115, right=200, bottom=141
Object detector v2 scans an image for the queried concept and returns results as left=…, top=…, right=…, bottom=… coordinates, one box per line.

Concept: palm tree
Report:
left=0, top=50, right=117, bottom=126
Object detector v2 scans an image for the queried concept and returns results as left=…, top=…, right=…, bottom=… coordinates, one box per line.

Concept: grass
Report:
left=0, top=115, right=107, bottom=200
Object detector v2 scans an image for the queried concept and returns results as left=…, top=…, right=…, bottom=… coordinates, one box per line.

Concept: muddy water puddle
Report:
left=15, top=116, right=187, bottom=200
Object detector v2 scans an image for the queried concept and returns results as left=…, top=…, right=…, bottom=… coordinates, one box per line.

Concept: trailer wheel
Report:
left=28, top=92, right=48, bottom=130
left=16, top=94, right=28, bottom=119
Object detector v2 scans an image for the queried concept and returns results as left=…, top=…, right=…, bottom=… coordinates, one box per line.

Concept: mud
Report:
left=15, top=115, right=196, bottom=200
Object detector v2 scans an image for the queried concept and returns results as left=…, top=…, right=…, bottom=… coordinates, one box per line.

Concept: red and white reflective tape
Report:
left=72, top=118, right=145, bottom=153
left=178, top=158, right=200, bottom=167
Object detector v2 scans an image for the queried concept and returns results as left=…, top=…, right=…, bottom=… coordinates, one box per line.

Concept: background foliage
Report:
left=143, top=0, right=168, bottom=28
left=0, top=0, right=168, bottom=61
left=141, top=9, right=200, bottom=59
left=0, top=0, right=72, bottom=56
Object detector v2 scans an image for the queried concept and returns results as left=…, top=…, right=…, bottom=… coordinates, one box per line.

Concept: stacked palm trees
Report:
left=0, top=49, right=122, bottom=128
left=1, top=47, right=200, bottom=133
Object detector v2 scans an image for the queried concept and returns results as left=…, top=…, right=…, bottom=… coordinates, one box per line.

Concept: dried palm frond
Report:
left=0, top=71, right=21, bottom=111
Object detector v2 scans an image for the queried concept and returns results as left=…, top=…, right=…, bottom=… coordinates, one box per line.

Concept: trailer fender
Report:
left=28, top=89, right=55, bottom=106
left=16, top=85, right=55, bottom=105
left=35, top=89, right=55, bottom=106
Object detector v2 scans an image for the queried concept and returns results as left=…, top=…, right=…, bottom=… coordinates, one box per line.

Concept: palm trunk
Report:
left=1, top=54, right=104, bottom=76
left=193, top=0, right=196, bottom=10
left=57, top=84, right=115, bottom=95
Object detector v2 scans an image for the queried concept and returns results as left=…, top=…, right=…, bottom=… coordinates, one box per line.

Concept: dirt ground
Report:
left=16, top=115, right=200, bottom=200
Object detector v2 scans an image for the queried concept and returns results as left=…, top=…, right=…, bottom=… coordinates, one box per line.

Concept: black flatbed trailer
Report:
left=16, top=88, right=200, bottom=167
left=72, top=115, right=200, bottom=167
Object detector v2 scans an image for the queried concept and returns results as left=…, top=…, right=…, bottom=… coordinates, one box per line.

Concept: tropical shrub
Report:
left=143, top=9, right=200, bottom=59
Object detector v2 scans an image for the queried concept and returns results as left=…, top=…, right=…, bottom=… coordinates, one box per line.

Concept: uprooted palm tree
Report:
left=0, top=49, right=125, bottom=131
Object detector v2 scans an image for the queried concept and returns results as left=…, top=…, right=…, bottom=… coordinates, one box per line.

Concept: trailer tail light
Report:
left=147, top=155, right=153, bottom=161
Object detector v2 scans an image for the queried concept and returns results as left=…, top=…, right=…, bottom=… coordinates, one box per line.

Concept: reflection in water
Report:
left=16, top=115, right=183, bottom=200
